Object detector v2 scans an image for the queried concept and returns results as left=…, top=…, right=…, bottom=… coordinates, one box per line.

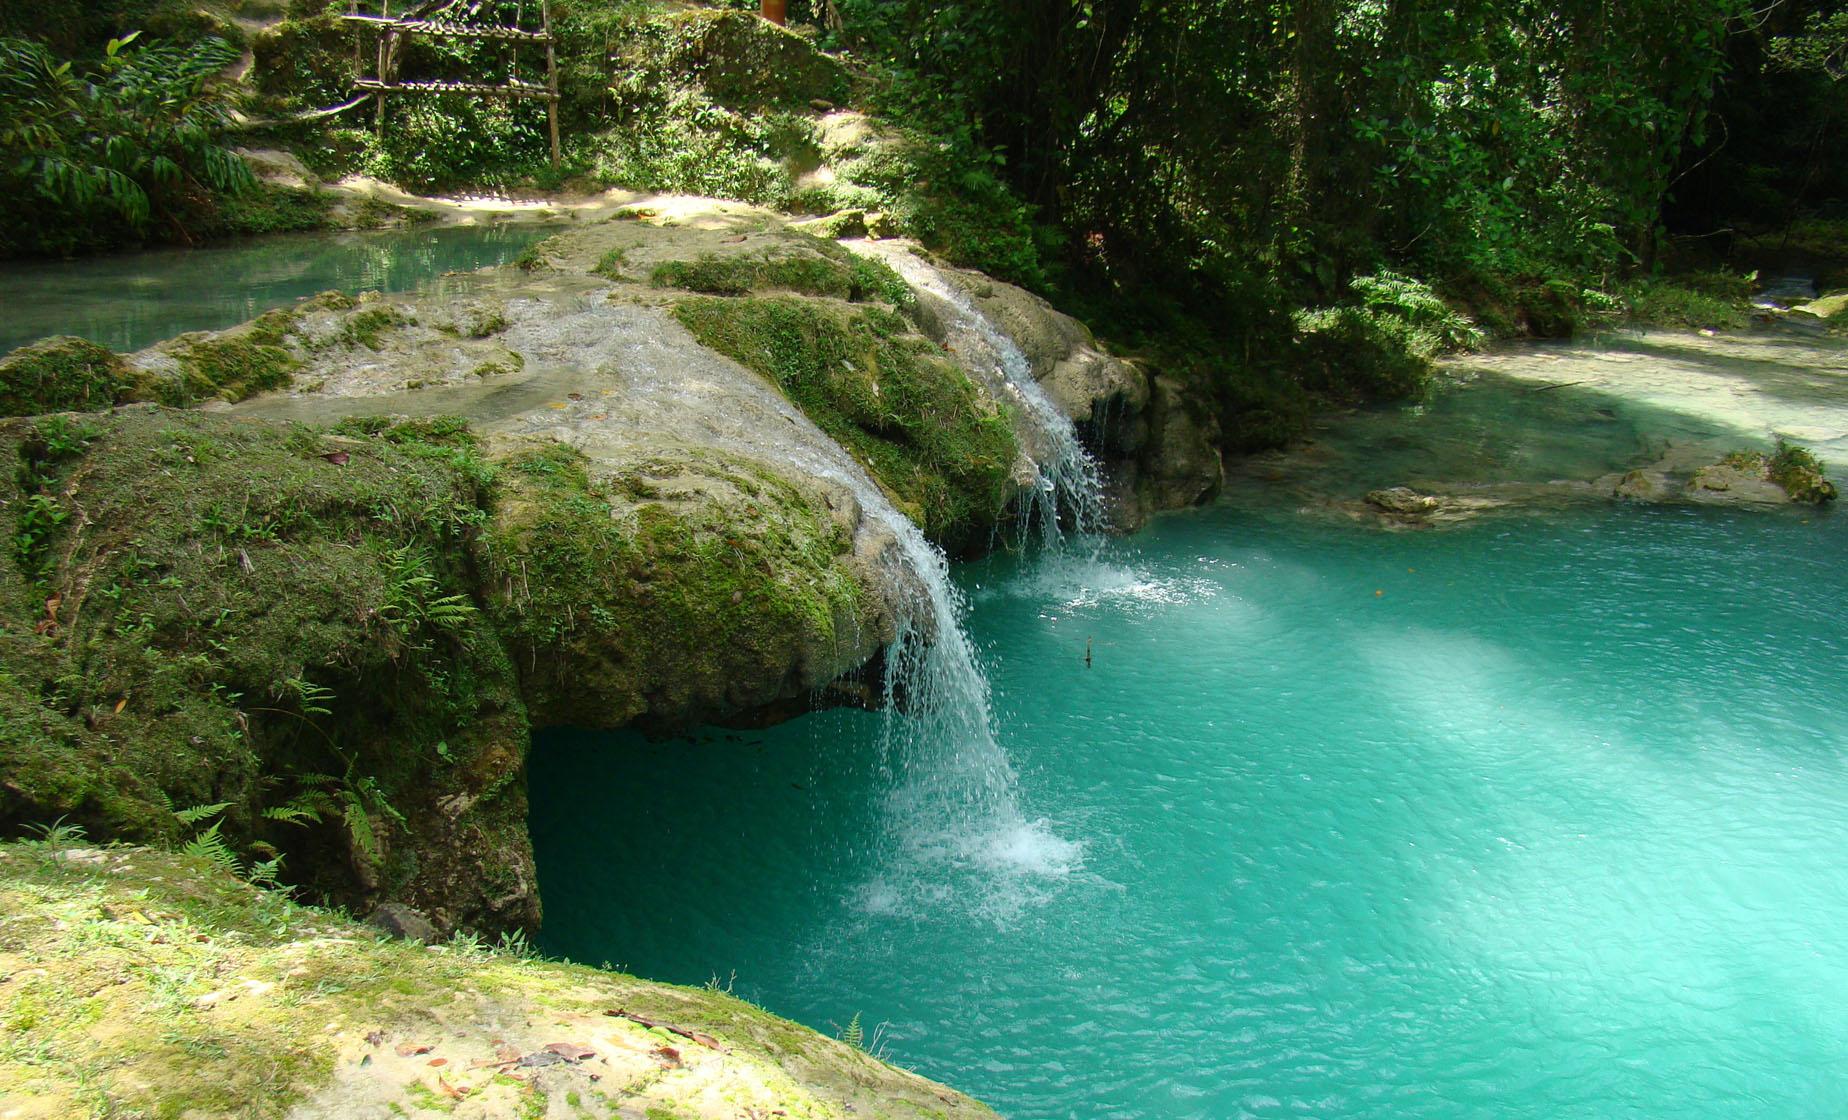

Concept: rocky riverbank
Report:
left=1221, top=320, right=1844, bottom=528
left=0, top=839, right=996, bottom=1119
left=0, top=193, right=1218, bottom=1118
left=0, top=198, right=1211, bottom=935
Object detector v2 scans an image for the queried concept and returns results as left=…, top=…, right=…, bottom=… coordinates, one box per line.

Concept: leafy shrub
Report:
left=1290, top=271, right=1479, bottom=402
left=1348, top=270, right=1485, bottom=354
left=0, top=33, right=254, bottom=255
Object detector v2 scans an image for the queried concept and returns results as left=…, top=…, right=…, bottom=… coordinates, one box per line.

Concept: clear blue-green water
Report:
left=532, top=500, right=1848, bottom=1118
left=0, top=223, right=552, bottom=355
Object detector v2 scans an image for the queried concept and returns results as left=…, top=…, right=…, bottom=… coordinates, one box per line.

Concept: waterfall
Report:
left=514, top=299, right=1081, bottom=919
left=776, top=440, right=1083, bottom=920
left=850, top=242, right=1109, bottom=548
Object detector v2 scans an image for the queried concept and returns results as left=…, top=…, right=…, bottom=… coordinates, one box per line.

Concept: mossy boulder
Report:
left=0, top=409, right=536, bottom=932
left=672, top=295, right=1018, bottom=551
left=1, top=313, right=305, bottom=419
left=1765, top=441, right=1838, bottom=504
left=122, top=307, right=306, bottom=406
left=475, top=441, right=884, bottom=731
left=0, top=337, right=131, bottom=417
left=0, top=841, right=999, bottom=1119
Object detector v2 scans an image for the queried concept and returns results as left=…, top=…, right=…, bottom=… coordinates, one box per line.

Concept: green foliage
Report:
left=1768, top=9, right=1848, bottom=79
left=1620, top=271, right=1754, bottom=329
left=195, top=182, right=336, bottom=239
left=179, top=819, right=242, bottom=878
left=1348, top=271, right=1485, bottom=354
left=1289, top=271, right=1479, bottom=403
left=0, top=32, right=254, bottom=256
left=1290, top=306, right=1434, bottom=403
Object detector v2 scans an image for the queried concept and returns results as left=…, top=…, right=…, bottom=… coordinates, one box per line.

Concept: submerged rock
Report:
left=1685, top=461, right=1788, bottom=505
left=1613, top=469, right=1679, bottom=501
left=1365, top=486, right=1441, bottom=515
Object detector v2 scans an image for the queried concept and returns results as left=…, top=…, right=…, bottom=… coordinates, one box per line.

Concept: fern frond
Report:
left=180, top=821, right=242, bottom=878
left=172, top=801, right=231, bottom=825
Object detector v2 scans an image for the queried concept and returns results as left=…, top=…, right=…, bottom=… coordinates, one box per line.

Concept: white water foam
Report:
left=984, top=550, right=1222, bottom=615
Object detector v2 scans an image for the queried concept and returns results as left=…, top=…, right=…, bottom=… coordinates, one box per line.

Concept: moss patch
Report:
left=0, top=337, right=131, bottom=418
left=0, top=842, right=996, bottom=1119
left=0, top=409, right=533, bottom=930
left=475, top=442, right=868, bottom=730
left=671, top=296, right=1017, bottom=549
left=649, top=242, right=913, bottom=310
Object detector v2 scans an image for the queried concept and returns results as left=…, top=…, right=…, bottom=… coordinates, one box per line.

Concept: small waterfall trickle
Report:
left=542, top=300, right=1081, bottom=919
left=776, top=441, right=1082, bottom=920
left=851, top=242, right=1109, bottom=549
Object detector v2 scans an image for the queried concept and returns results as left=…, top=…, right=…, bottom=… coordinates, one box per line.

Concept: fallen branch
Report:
left=604, top=1009, right=723, bottom=1050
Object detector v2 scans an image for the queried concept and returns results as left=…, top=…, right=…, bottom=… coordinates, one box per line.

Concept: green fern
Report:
left=260, top=803, right=323, bottom=826
left=841, top=1012, right=864, bottom=1050
left=246, top=855, right=285, bottom=889
left=171, top=801, right=231, bottom=825
left=180, top=821, right=243, bottom=878
left=278, top=676, right=335, bottom=718
left=378, top=543, right=479, bottom=639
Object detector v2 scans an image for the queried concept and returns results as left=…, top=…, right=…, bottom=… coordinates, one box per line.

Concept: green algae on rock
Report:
left=671, top=295, right=1018, bottom=551
left=0, top=840, right=998, bottom=1120
left=476, top=440, right=880, bottom=732
left=0, top=409, right=537, bottom=933
left=0, top=337, right=132, bottom=417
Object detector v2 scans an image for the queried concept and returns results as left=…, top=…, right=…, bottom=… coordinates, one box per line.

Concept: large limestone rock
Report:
left=0, top=199, right=1058, bottom=934
left=0, top=843, right=999, bottom=1120
left=1107, top=374, right=1225, bottom=527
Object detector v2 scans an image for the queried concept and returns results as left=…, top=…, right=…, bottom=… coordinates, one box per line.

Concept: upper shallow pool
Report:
left=0, top=223, right=554, bottom=356
left=532, top=499, right=1847, bottom=1118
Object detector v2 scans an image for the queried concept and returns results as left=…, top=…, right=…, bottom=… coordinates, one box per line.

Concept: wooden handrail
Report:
left=340, top=14, right=552, bottom=43
left=353, top=77, right=559, bottom=100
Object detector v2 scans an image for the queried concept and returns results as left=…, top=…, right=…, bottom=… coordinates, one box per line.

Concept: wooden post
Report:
left=374, top=0, right=389, bottom=135
left=542, top=0, right=560, bottom=169
left=761, top=0, right=787, bottom=26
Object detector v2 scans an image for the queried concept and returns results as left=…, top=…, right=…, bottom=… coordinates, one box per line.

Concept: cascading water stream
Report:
left=850, top=241, right=1110, bottom=548
left=501, top=296, right=1081, bottom=914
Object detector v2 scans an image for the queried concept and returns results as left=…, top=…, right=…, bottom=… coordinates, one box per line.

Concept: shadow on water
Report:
left=0, top=223, right=555, bottom=355
left=528, top=712, right=898, bottom=986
